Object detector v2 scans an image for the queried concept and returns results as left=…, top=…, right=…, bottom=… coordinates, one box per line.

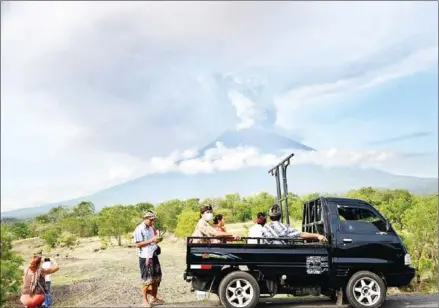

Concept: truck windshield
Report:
left=337, top=206, right=387, bottom=234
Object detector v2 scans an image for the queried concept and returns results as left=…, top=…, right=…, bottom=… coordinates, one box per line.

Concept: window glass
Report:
left=337, top=206, right=387, bottom=233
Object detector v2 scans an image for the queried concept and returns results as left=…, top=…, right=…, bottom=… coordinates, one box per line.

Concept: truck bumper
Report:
left=183, top=270, right=192, bottom=282
left=385, top=266, right=416, bottom=287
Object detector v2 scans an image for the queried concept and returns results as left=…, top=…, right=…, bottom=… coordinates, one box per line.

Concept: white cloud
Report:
left=1, top=1, right=437, bottom=210
left=1, top=143, right=411, bottom=211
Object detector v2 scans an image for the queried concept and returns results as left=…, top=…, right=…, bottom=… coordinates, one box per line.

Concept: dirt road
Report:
left=164, top=294, right=438, bottom=307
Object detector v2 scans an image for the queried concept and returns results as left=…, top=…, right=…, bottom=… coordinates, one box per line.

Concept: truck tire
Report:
left=345, top=271, right=386, bottom=308
left=218, top=271, right=260, bottom=308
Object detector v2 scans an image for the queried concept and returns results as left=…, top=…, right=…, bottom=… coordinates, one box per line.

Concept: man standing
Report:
left=42, top=257, right=52, bottom=293
left=262, top=204, right=328, bottom=244
left=134, top=211, right=165, bottom=307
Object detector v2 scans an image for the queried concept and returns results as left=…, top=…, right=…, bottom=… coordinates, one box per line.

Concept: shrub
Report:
left=175, top=211, right=199, bottom=237
left=100, top=237, right=109, bottom=250
left=8, top=222, right=31, bottom=240
left=0, top=225, right=24, bottom=308
left=59, top=232, right=78, bottom=248
left=41, top=228, right=60, bottom=248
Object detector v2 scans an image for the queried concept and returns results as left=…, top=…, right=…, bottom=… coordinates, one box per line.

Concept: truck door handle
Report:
left=343, top=238, right=352, bottom=243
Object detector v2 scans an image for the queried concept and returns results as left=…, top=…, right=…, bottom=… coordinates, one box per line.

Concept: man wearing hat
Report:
left=133, top=210, right=164, bottom=307
left=191, top=204, right=240, bottom=244
left=262, top=204, right=327, bottom=244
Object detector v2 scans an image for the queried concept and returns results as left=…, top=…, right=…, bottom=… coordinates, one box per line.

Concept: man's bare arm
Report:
left=42, top=258, right=60, bottom=275
left=299, top=232, right=327, bottom=241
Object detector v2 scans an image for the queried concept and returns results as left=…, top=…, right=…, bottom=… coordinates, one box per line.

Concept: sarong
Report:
left=139, top=252, right=162, bottom=291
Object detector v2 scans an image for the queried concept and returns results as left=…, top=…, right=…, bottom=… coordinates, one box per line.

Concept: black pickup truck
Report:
left=184, top=153, right=415, bottom=308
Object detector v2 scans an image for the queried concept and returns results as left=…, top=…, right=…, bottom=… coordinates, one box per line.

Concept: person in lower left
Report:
left=20, top=252, right=59, bottom=308
left=134, top=210, right=165, bottom=307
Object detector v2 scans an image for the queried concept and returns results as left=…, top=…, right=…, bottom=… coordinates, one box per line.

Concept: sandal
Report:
left=151, top=297, right=165, bottom=304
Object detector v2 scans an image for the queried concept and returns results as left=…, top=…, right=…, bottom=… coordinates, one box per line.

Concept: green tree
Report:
left=0, top=225, right=24, bottom=308
left=174, top=210, right=199, bottom=237
left=377, top=189, right=413, bottom=230
left=346, top=187, right=383, bottom=206
left=97, top=205, right=138, bottom=246
left=35, top=214, right=50, bottom=224
left=155, top=199, right=184, bottom=232
left=47, top=205, right=70, bottom=222
left=135, top=202, right=155, bottom=213
left=59, top=232, right=78, bottom=248
left=67, top=201, right=98, bottom=237
left=41, top=228, right=60, bottom=248
left=243, top=192, right=276, bottom=219
left=200, top=197, right=223, bottom=209
left=183, top=198, right=200, bottom=212
left=8, top=222, right=31, bottom=240
left=402, top=194, right=438, bottom=289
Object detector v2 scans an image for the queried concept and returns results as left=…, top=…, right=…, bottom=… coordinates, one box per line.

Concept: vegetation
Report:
left=1, top=225, right=24, bottom=307
left=1, top=187, right=437, bottom=305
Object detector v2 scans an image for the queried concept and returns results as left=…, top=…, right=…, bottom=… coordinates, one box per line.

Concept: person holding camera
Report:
left=20, top=252, right=59, bottom=308
left=134, top=210, right=165, bottom=307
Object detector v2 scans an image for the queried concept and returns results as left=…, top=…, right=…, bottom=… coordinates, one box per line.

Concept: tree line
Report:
left=1, top=187, right=437, bottom=306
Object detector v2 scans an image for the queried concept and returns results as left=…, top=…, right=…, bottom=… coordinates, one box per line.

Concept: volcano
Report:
left=2, top=130, right=437, bottom=219
left=198, top=128, right=315, bottom=154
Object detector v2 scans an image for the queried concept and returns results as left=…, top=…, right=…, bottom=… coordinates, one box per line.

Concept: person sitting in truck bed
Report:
left=247, top=212, right=267, bottom=244
left=262, top=204, right=328, bottom=244
left=190, top=204, right=241, bottom=244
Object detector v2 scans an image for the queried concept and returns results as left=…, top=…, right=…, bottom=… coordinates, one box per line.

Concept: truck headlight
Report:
left=404, top=253, right=411, bottom=265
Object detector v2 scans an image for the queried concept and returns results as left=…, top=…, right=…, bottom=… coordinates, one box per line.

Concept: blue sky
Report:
left=1, top=2, right=438, bottom=211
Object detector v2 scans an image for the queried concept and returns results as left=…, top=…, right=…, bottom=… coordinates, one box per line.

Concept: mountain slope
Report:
left=2, top=164, right=437, bottom=219
left=3, top=130, right=437, bottom=219
left=198, top=128, right=315, bottom=154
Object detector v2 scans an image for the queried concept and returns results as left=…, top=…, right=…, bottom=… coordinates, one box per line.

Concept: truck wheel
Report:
left=218, top=271, right=260, bottom=308
left=345, top=271, right=386, bottom=308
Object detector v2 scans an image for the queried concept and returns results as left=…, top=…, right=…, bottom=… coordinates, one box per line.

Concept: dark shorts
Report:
left=139, top=254, right=162, bottom=290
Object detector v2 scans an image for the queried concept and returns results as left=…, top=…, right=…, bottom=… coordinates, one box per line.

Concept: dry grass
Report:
left=9, top=222, right=263, bottom=307
left=7, top=221, right=305, bottom=307
left=9, top=235, right=205, bottom=307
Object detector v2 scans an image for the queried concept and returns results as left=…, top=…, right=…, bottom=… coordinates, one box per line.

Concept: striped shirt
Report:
left=261, top=221, right=301, bottom=244
left=133, top=223, right=157, bottom=259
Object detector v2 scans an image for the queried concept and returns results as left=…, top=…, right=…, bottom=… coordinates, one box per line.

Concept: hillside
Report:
left=2, top=164, right=437, bottom=219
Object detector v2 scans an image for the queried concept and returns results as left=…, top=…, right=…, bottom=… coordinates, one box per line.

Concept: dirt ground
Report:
left=8, top=222, right=416, bottom=308
left=10, top=235, right=209, bottom=307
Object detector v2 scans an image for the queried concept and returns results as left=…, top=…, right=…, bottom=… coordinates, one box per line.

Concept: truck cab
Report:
left=184, top=153, right=415, bottom=308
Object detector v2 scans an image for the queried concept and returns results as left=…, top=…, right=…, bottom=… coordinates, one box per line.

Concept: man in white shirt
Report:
left=247, top=212, right=267, bottom=244
left=133, top=210, right=164, bottom=308
left=42, top=258, right=52, bottom=293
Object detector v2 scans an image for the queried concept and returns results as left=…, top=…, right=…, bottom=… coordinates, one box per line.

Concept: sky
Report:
left=1, top=1, right=438, bottom=211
